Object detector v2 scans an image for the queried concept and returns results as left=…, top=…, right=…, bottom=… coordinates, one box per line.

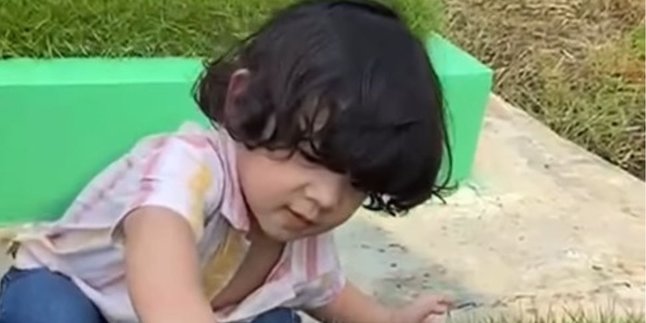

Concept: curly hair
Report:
left=194, top=0, right=452, bottom=215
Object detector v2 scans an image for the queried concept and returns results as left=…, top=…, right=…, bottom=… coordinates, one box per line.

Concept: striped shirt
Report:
left=12, top=122, right=345, bottom=323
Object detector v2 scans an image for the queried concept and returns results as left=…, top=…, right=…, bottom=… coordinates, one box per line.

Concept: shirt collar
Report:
left=209, top=129, right=251, bottom=232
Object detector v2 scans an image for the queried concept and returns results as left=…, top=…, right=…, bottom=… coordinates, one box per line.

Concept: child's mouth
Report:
left=286, top=208, right=316, bottom=229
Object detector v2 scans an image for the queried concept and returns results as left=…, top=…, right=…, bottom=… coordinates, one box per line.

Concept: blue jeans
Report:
left=0, top=267, right=301, bottom=323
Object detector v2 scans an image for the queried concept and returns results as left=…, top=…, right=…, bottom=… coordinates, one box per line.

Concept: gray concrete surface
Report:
left=333, top=95, right=645, bottom=320
left=2, top=95, right=644, bottom=321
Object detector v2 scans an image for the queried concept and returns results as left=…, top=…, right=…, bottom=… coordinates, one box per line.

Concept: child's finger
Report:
left=424, top=295, right=454, bottom=310
left=401, top=294, right=454, bottom=322
left=422, top=314, right=447, bottom=323
left=412, top=295, right=453, bottom=316
left=435, top=297, right=454, bottom=307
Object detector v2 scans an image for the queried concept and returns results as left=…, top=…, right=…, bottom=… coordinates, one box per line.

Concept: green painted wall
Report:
left=0, top=36, right=492, bottom=224
left=427, top=35, right=493, bottom=188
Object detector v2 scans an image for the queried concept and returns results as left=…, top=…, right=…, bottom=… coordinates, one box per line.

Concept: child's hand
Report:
left=309, top=283, right=452, bottom=323
left=389, top=295, right=453, bottom=323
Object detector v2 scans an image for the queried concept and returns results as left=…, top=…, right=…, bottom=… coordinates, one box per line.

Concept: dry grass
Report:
left=471, top=312, right=645, bottom=323
left=444, top=0, right=645, bottom=178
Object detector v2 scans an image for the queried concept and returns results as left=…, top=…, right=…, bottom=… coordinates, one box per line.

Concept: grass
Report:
left=0, top=0, right=292, bottom=57
left=446, top=304, right=645, bottom=323
left=471, top=313, right=645, bottom=323
left=0, top=0, right=443, bottom=58
left=444, top=0, right=645, bottom=178
left=536, top=35, right=645, bottom=175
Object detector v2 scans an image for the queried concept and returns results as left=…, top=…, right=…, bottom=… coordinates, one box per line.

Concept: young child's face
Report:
left=236, top=145, right=366, bottom=242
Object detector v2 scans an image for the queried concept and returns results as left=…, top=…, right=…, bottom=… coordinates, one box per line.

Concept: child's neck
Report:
left=247, top=214, right=284, bottom=246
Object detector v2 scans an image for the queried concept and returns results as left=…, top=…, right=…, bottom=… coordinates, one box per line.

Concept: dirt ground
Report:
left=1, top=97, right=644, bottom=321
left=329, top=96, right=644, bottom=321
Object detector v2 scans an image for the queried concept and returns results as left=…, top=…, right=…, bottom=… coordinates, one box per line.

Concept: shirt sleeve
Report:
left=112, top=135, right=222, bottom=242
left=296, top=269, right=347, bottom=310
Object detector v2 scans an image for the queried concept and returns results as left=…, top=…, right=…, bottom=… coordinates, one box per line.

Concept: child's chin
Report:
left=263, top=226, right=304, bottom=242
left=270, top=231, right=301, bottom=242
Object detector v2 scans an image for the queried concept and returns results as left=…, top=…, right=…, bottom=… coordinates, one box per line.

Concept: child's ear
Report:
left=224, top=68, right=251, bottom=123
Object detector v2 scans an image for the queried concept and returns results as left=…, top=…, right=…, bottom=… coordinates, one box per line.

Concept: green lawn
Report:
left=0, top=0, right=443, bottom=58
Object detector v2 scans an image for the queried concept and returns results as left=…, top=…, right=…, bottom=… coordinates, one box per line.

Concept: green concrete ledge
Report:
left=0, top=35, right=492, bottom=224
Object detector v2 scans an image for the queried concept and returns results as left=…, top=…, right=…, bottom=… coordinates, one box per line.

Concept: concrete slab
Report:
left=334, top=95, right=645, bottom=320
left=1, top=95, right=643, bottom=321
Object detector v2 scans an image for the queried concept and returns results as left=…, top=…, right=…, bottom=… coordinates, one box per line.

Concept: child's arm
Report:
left=308, top=281, right=452, bottom=323
left=124, top=206, right=214, bottom=323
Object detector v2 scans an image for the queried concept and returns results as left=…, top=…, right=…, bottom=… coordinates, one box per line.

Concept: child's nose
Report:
left=304, top=173, right=344, bottom=211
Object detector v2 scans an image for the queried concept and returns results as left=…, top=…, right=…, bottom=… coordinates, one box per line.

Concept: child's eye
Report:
left=297, top=153, right=323, bottom=170
left=296, top=144, right=323, bottom=168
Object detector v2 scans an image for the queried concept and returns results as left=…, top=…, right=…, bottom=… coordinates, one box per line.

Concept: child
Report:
left=1, top=0, right=453, bottom=322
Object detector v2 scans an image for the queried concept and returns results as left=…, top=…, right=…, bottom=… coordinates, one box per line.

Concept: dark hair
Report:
left=195, top=0, right=452, bottom=215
